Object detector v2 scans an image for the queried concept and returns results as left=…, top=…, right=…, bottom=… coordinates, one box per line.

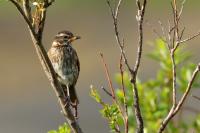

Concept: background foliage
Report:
left=89, top=39, right=200, bottom=133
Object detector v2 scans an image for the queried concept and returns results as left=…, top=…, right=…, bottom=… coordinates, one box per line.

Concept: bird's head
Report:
left=52, top=30, right=81, bottom=47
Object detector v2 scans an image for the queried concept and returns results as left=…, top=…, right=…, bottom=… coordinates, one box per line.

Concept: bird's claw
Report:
left=62, top=96, right=78, bottom=119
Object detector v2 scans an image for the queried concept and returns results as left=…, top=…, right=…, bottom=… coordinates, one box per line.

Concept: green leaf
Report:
left=48, top=123, right=70, bottom=133
left=48, top=131, right=57, bottom=133
left=91, top=38, right=198, bottom=132
left=90, top=87, right=104, bottom=105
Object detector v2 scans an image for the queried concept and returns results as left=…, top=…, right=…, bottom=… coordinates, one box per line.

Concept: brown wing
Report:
left=72, top=49, right=80, bottom=85
left=77, top=55, right=80, bottom=76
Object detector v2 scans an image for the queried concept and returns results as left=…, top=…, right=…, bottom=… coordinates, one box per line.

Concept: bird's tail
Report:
left=61, top=84, right=79, bottom=106
left=69, top=85, right=79, bottom=106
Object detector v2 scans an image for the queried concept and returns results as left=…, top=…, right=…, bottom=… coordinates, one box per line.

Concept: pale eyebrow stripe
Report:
left=58, top=33, right=69, bottom=37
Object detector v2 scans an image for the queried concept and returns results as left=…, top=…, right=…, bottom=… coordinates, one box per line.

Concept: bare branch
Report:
left=119, top=53, right=128, bottom=133
left=9, top=1, right=83, bottom=132
left=23, top=0, right=32, bottom=23
left=101, top=86, right=113, bottom=97
left=158, top=63, right=200, bottom=133
left=158, top=20, right=167, bottom=41
left=9, top=0, right=37, bottom=38
left=100, top=52, right=125, bottom=133
left=183, top=106, right=200, bottom=113
left=146, top=20, right=164, bottom=40
left=136, top=0, right=141, bottom=11
left=179, top=27, right=185, bottom=40
left=170, top=51, right=177, bottom=108
left=106, top=0, right=115, bottom=20
left=100, top=53, right=116, bottom=101
left=132, top=1, right=147, bottom=133
left=157, top=1, right=200, bottom=133
left=178, top=0, right=186, bottom=20
left=167, top=20, right=172, bottom=49
left=106, top=0, right=133, bottom=75
left=146, top=20, right=169, bottom=49
left=177, top=31, right=200, bottom=44
left=114, top=0, right=122, bottom=19
left=175, top=64, right=199, bottom=112
left=107, top=1, right=147, bottom=133
left=173, top=31, right=200, bottom=51
left=134, top=0, right=147, bottom=75
left=192, top=95, right=200, bottom=102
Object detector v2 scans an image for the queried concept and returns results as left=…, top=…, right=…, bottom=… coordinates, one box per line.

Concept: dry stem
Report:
left=157, top=0, right=200, bottom=132
left=106, top=0, right=147, bottom=133
left=9, top=0, right=82, bottom=132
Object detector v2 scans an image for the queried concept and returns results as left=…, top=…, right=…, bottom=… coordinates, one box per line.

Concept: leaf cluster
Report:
left=48, top=123, right=71, bottom=133
left=91, top=39, right=200, bottom=133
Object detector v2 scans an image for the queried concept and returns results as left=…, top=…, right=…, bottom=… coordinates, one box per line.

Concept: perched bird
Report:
left=48, top=30, right=80, bottom=117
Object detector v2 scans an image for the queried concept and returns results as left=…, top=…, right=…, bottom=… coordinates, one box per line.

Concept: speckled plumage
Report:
left=48, top=31, right=80, bottom=106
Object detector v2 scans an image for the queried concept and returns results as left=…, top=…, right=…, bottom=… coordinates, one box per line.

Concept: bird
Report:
left=48, top=30, right=80, bottom=117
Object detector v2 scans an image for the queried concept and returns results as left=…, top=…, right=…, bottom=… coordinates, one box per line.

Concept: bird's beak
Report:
left=69, top=35, right=81, bottom=42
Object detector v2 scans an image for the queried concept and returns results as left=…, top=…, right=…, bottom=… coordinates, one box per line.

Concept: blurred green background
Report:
left=0, top=0, right=200, bottom=133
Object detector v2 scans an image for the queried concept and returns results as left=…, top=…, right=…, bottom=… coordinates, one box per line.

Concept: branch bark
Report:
left=192, top=95, right=200, bottom=102
left=130, top=1, right=147, bottom=133
left=158, top=64, right=200, bottom=133
left=106, top=0, right=147, bottom=132
left=9, top=0, right=83, bottom=132
left=157, top=0, right=200, bottom=132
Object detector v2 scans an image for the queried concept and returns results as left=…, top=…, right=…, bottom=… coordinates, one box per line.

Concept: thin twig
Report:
left=192, top=95, right=200, bottom=102
left=158, top=20, right=166, bottom=40
left=146, top=20, right=164, bottom=41
left=158, top=64, right=200, bottom=133
left=9, top=0, right=37, bottom=38
left=119, top=52, right=128, bottom=133
left=167, top=20, right=172, bottom=50
left=146, top=20, right=169, bottom=50
left=173, top=31, right=200, bottom=52
left=131, top=1, right=147, bottom=133
left=159, top=20, right=169, bottom=49
left=176, top=63, right=199, bottom=115
left=134, top=0, right=147, bottom=75
left=183, top=106, right=200, bottom=113
left=170, top=51, right=177, bottom=108
left=114, top=0, right=122, bottom=19
left=176, top=65, right=199, bottom=108
left=106, top=0, right=133, bottom=74
left=106, top=1, right=131, bottom=132
left=23, top=0, right=32, bottom=24
left=173, top=0, right=179, bottom=42
left=100, top=53, right=116, bottom=100
left=157, top=1, right=200, bottom=133
left=178, top=0, right=186, bottom=20
left=179, top=27, right=185, bottom=40
left=177, top=31, right=200, bottom=44
left=100, top=52, right=124, bottom=133
left=101, top=86, right=112, bottom=97
left=106, top=0, right=146, bottom=133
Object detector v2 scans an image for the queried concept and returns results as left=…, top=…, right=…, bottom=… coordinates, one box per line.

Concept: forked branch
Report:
left=158, top=64, right=200, bottom=133
left=157, top=0, right=200, bottom=132
left=9, top=0, right=83, bottom=132
left=106, top=0, right=147, bottom=133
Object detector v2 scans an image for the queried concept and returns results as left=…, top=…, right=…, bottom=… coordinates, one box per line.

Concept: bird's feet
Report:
left=70, top=100, right=78, bottom=119
left=62, top=96, right=78, bottom=119
left=63, top=95, right=71, bottom=107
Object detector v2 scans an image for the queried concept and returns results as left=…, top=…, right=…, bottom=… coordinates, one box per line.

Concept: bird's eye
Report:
left=64, top=36, right=68, bottom=39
